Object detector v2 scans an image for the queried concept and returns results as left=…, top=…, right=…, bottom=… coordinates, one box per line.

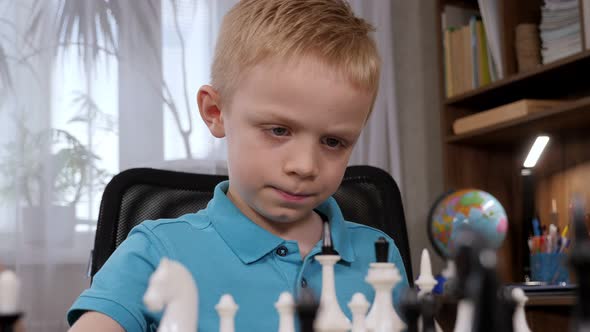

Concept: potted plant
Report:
left=0, top=122, right=109, bottom=247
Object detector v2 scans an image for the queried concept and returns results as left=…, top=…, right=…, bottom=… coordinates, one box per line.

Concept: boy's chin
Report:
left=263, top=209, right=314, bottom=224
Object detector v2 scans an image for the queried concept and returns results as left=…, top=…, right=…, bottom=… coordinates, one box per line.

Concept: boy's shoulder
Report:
left=137, top=210, right=214, bottom=237
left=343, top=220, right=397, bottom=244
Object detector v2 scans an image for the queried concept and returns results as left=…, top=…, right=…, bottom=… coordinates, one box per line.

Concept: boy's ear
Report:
left=197, top=85, right=225, bottom=138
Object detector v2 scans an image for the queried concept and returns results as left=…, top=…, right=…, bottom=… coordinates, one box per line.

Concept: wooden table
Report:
left=436, top=293, right=575, bottom=332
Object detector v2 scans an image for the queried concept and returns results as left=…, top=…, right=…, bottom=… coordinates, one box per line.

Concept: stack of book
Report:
left=443, top=16, right=495, bottom=98
left=539, top=0, right=582, bottom=64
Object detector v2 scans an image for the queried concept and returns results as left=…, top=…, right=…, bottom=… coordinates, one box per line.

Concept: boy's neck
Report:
left=255, top=210, right=323, bottom=259
left=226, top=190, right=323, bottom=258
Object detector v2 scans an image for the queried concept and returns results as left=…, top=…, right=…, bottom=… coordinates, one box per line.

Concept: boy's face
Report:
left=198, top=57, right=374, bottom=227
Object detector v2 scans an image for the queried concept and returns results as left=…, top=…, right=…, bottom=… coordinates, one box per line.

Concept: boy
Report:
left=67, top=0, right=408, bottom=331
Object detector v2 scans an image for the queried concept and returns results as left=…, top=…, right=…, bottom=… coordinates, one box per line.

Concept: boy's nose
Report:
left=283, top=143, right=319, bottom=179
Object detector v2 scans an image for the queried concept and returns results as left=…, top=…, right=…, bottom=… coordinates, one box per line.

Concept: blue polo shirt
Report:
left=68, top=181, right=408, bottom=331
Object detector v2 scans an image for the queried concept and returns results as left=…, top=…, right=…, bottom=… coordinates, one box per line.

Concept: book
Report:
left=469, top=16, right=479, bottom=89
left=583, top=0, right=590, bottom=49
left=452, top=99, right=567, bottom=134
left=478, top=0, right=504, bottom=79
left=444, top=28, right=454, bottom=97
left=475, top=20, right=492, bottom=86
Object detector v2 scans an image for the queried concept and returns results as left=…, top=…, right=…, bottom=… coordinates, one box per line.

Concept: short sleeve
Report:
left=67, top=224, right=166, bottom=331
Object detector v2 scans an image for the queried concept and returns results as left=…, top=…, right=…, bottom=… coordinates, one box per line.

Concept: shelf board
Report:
left=444, top=50, right=590, bottom=111
left=526, top=293, right=576, bottom=307
left=441, top=0, right=479, bottom=9
left=446, top=96, right=590, bottom=145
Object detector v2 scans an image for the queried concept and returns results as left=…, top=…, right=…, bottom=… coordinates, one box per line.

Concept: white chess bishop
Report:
left=314, top=220, right=352, bottom=332
left=414, top=249, right=443, bottom=332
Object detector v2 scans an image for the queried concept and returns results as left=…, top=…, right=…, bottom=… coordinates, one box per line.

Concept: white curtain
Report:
left=348, top=0, right=403, bottom=188
left=0, top=1, right=399, bottom=331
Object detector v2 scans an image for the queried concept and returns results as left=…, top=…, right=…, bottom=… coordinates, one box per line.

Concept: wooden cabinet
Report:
left=435, top=0, right=590, bottom=282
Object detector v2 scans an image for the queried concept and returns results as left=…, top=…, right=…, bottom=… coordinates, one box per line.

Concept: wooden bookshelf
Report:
left=446, top=96, right=590, bottom=144
left=436, top=0, right=590, bottom=286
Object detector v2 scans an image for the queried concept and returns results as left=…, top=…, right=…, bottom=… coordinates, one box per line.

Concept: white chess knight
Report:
left=512, top=288, right=532, bottom=332
left=143, top=258, right=198, bottom=332
left=0, top=269, right=21, bottom=315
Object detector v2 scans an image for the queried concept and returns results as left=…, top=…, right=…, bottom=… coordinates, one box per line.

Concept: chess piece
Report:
left=568, top=196, right=590, bottom=332
left=143, top=258, right=198, bottom=332
left=511, top=288, right=531, bottom=332
left=296, top=287, right=319, bottom=332
left=348, top=293, right=369, bottom=332
left=414, top=249, right=443, bottom=332
left=0, top=270, right=20, bottom=315
left=415, top=249, right=438, bottom=298
left=399, top=288, right=421, bottom=332
left=314, top=220, right=351, bottom=332
left=452, top=299, right=475, bottom=332
left=451, top=228, right=488, bottom=332
left=275, top=292, right=295, bottom=332
left=365, top=237, right=406, bottom=332
left=471, top=248, right=512, bottom=332
left=497, top=288, right=517, bottom=332
left=216, top=294, right=238, bottom=332
left=420, top=293, right=437, bottom=332
left=434, top=260, right=455, bottom=295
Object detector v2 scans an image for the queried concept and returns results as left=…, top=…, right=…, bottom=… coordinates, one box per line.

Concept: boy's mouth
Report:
left=272, top=187, right=313, bottom=202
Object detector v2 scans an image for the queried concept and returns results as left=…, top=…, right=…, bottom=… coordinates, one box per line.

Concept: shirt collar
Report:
left=207, top=181, right=355, bottom=264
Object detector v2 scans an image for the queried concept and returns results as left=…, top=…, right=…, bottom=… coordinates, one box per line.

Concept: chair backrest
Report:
left=91, top=165, right=413, bottom=283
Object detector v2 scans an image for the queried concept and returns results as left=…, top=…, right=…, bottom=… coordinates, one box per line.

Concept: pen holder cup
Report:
left=530, top=253, right=569, bottom=284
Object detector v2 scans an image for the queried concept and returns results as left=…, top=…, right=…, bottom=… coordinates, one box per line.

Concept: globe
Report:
left=428, top=189, right=508, bottom=258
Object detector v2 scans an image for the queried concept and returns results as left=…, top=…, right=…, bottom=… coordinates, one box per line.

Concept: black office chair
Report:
left=91, top=165, right=413, bottom=283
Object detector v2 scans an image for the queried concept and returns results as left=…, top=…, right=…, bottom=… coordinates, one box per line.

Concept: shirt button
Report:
left=276, top=246, right=288, bottom=257
left=301, top=278, right=308, bottom=288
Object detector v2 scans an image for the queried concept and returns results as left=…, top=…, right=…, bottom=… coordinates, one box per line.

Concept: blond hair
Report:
left=211, top=0, right=380, bottom=107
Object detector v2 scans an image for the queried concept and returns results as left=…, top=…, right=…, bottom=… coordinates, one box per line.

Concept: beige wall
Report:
left=391, top=0, right=446, bottom=276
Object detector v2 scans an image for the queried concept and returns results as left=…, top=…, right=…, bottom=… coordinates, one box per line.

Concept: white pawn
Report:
left=365, top=262, right=406, bottom=332
left=348, top=293, right=369, bottom=332
left=415, top=249, right=438, bottom=298
left=512, top=288, right=532, bottom=332
left=275, top=292, right=295, bottom=332
left=0, top=269, right=21, bottom=314
left=453, top=299, right=475, bottom=332
left=216, top=294, right=238, bottom=332
left=314, top=254, right=351, bottom=332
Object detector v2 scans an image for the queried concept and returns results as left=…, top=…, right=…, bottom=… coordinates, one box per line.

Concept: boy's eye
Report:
left=270, top=127, right=289, bottom=136
left=323, top=137, right=343, bottom=148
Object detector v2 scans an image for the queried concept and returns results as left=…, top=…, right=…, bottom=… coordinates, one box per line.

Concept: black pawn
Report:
left=569, top=197, right=590, bottom=332
left=421, top=293, right=437, bottom=332
left=296, top=287, right=319, bottom=332
left=399, top=288, right=421, bottom=332
left=471, top=249, right=501, bottom=332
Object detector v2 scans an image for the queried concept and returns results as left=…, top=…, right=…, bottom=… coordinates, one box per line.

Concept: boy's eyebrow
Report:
left=248, top=109, right=361, bottom=138
left=248, top=109, right=298, bottom=125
